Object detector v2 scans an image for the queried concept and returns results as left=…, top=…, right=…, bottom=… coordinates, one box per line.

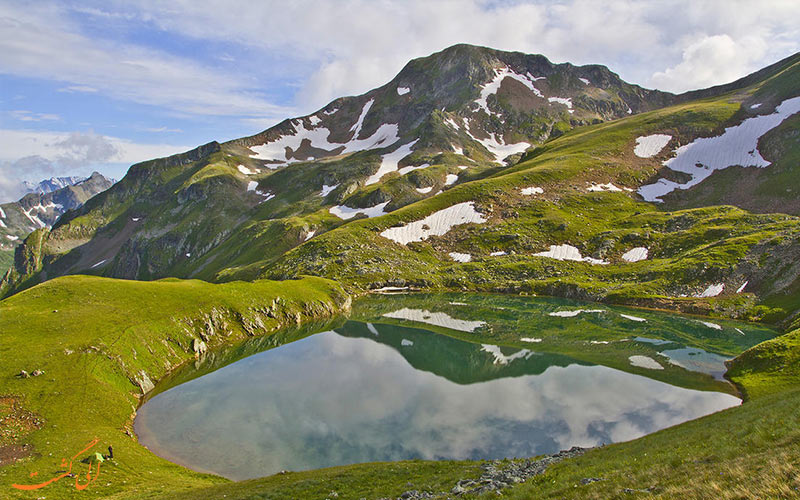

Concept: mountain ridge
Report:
left=2, top=44, right=799, bottom=328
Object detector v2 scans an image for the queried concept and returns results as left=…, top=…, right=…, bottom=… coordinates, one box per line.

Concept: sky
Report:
left=1, top=0, right=799, bottom=202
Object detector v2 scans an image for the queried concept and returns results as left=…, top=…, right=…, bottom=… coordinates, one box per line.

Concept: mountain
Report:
left=20, top=175, right=88, bottom=196
left=2, top=44, right=799, bottom=329
left=0, top=172, right=114, bottom=271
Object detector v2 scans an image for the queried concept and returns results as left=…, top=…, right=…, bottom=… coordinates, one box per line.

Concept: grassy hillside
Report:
left=0, top=275, right=350, bottom=498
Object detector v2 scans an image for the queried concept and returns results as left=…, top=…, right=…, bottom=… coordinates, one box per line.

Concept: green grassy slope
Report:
left=260, top=91, right=800, bottom=324
left=0, top=275, right=350, bottom=499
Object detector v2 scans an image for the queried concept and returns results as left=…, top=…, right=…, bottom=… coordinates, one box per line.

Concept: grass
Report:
left=0, top=275, right=350, bottom=499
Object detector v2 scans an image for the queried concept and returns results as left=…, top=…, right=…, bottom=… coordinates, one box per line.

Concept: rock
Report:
left=192, top=338, right=207, bottom=356
left=581, top=477, right=604, bottom=484
left=135, top=370, right=155, bottom=394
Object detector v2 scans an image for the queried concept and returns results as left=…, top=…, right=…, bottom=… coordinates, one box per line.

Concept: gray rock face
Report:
left=396, top=446, right=589, bottom=499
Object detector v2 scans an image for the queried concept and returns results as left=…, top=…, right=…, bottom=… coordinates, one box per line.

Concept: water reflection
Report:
left=136, top=325, right=739, bottom=480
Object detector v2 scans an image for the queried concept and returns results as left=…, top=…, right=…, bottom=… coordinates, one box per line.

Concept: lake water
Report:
left=135, top=294, right=774, bottom=480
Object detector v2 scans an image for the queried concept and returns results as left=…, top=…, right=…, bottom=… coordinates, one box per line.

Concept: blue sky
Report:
left=1, top=0, right=799, bottom=201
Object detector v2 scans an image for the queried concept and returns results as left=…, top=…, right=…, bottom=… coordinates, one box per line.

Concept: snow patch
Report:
left=396, top=87, right=410, bottom=96
left=366, top=323, right=379, bottom=336
left=452, top=145, right=464, bottom=155
left=449, top=252, right=471, bottom=263
left=0, top=207, right=5, bottom=218
left=365, top=140, right=418, bottom=185
left=697, top=283, right=724, bottom=298
left=457, top=165, right=469, bottom=170
left=323, top=108, right=338, bottom=115
left=520, top=186, right=543, bottom=195
left=250, top=103, right=400, bottom=164
left=90, top=259, right=107, bottom=269
left=579, top=77, right=590, bottom=85
left=634, top=134, right=672, bottom=158
left=304, top=231, right=315, bottom=241
left=629, top=355, right=664, bottom=370
left=237, top=165, right=255, bottom=175
left=384, top=308, right=486, bottom=332
left=620, top=314, right=647, bottom=322
left=380, top=202, right=486, bottom=245
left=397, top=163, right=429, bottom=176
left=475, top=67, right=546, bottom=116
left=246, top=181, right=259, bottom=192
left=0, top=220, right=6, bottom=229
left=621, top=247, right=649, bottom=262
left=520, top=337, right=542, bottom=343
left=736, top=281, right=748, bottom=293
left=6, top=234, right=18, bottom=241
left=308, top=115, right=321, bottom=126
left=490, top=251, right=507, bottom=256
left=329, top=201, right=389, bottom=220
left=639, top=96, right=800, bottom=202
left=444, top=174, right=458, bottom=186
left=750, top=103, right=762, bottom=109
left=700, top=321, right=723, bottom=330
left=131, top=217, right=140, bottom=222
left=549, top=309, right=605, bottom=318
left=481, top=344, right=535, bottom=365
left=401, top=339, right=414, bottom=346
left=463, top=123, right=529, bottom=164
left=416, top=186, right=433, bottom=194
left=548, top=97, right=573, bottom=108
left=534, top=244, right=609, bottom=265
left=588, top=183, right=623, bottom=192
left=320, top=184, right=339, bottom=197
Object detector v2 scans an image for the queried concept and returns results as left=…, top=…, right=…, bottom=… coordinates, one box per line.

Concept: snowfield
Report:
left=588, top=183, right=623, bottom=192
left=448, top=252, right=471, bottom=262
left=621, top=247, right=649, bottom=262
left=463, top=122, right=529, bottom=163
left=384, top=308, right=486, bottom=332
left=365, top=140, right=418, bottom=185
left=380, top=201, right=486, bottom=245
left=634, top=134, right=672, bottom=158
left=250, top=100, right=401, bottom=164
left=481, top=344, right=535, bottom=365
left=629, top=355, right=664, bottom=370
left=549, top=309, right=605, bottom=318
left=533, top=244, right=609, bottom=265
left=320, top=184, right=339, bottom=197
left=474, top=67, right=545, bottom=116
left=697, top=283, right=725, bottom=298
left=639, top=96, right=800, bottom=202
left=329, top=201, right=389, bottom=220
left=548, top=97, right=572, bottom=108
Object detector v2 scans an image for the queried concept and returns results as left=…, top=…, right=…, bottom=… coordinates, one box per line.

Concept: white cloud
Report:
left=81, top=0, right=800, bottom=111
left=650, top=34, right=768, bottom=93
left=9, top=110, right=61, bottom=122
left=0, top=2, right=293, bottom=119
left=0, top=129, right=191, bottom=202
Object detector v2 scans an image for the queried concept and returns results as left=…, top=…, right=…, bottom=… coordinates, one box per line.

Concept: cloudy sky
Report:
left=1, top=0, right=798, bottom=201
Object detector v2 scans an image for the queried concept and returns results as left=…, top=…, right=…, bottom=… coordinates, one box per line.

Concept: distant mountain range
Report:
left=0, top=172, right=114, bottom=271
left=2, top=44, right=799, bottom=327
left=20, top=175, right=89, bottom=196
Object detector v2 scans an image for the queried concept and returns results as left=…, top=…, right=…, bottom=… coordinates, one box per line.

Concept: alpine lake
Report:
left=134, top=293, right=776, bottom=480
